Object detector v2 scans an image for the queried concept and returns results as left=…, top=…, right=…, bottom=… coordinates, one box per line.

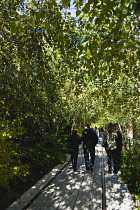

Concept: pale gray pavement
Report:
left=6, top=138, right=136, bottom=210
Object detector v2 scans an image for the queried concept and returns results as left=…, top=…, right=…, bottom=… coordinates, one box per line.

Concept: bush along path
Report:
left=120, top=135, right=140, bottom=208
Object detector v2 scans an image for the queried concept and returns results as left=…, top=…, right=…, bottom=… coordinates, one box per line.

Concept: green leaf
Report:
left=102, top=40, right=109, bottom=49
left=95, top=17, right=101, bottom=25
left=62, top=0, right=70, bottom=8
left=105, top=19, right=110, bottom=24
left=82, top=3, right=90, bottom=13
left=76, top=9, right=81, bottom=16
left=91, top=40, right=98, bottom=47
left=87, top=49, right=92, bottom=58
left=74, top=0, right=83, bottom=7
left=10, top=21, right=17, bottom=34
left=96, top=2, right=101, bottom=7
left=137, top=49, right=140, bottom=56
left=81, top=41, right=89, bottom=47
left=105, top=56, right=112, bottom=62
left=36, top=10, right=45, bottom=20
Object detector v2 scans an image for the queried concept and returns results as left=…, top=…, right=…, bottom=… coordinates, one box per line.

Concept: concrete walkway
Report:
left=6, top=138, right=136, bottom=210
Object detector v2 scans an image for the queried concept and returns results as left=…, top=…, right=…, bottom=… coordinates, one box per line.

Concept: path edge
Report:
left=6, top=157, right=70, bottom=210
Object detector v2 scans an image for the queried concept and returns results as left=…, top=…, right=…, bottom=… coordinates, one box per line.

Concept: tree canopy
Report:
left=0, top=0, right=140, bottom=208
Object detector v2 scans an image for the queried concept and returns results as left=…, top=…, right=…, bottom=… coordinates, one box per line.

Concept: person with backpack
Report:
left=67, top=129, right=81, bottom=171
left=104, top=123, right=118, bottom=174
left=82, top=124, right=98, bottom=171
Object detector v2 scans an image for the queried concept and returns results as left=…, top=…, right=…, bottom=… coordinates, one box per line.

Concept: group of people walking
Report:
left=67, top=123, right=122, bottom=174
left=67, top=124, right=98, bottom=172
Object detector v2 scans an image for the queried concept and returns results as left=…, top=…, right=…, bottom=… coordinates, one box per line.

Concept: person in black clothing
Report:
left=99, top=126, right=104, bottom=137
left=114, top=123, right=123, bottom=172
left=67, top=129, right=81, bottom=171
left=82, top=124, right=98, bottom=171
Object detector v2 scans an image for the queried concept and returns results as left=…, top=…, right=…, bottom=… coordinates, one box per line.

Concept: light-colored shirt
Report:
left=106, top=132, right=117, bottom=150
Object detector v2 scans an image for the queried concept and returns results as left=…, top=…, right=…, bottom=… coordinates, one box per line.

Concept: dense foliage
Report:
left=0, top=0, right=140, bottom=208
left=121, top=139, right=140, bottom=206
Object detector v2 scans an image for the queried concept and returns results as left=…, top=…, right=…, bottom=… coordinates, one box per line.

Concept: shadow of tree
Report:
left=28, top=143, right=103, bottom=210
left=104, top=154, right=136, bottom=210
left=23, top=139, right=136, bottom=210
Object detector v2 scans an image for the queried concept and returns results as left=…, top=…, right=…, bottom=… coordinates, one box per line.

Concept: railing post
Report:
left=102, top=147, right=106, bottom=210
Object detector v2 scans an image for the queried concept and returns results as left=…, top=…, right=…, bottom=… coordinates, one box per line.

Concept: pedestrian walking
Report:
left=67, top=129, right=81, bottom=171
left=82, top=124, right=98, bottom=171
left=104, top=123, right=118, bottom=174
left=99, top=126, right=104, bottom=137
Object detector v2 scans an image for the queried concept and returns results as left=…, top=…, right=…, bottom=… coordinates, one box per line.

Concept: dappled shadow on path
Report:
left=104, top=156, right=136, bottom=210
left=26, top=139, right=136, bottom=210
left=27, top=144, right=103, bottom=210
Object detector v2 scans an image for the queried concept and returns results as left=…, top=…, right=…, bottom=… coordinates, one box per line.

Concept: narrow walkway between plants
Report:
left=6, top=138, right=136, bottom=210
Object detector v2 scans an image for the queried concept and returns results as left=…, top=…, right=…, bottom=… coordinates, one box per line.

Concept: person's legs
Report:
left=70, top=149, right=74, bottom=166
left=112, top=150, right=118, bottom=174
left=107, top=150, right=112, bottom=173
left=89, top=147, right=95, bottom=170
left=116, top=149, right=121, bottom=171
left=84, top=147, right=90, bottom=170
left=73, top=149, right=78, bottom=171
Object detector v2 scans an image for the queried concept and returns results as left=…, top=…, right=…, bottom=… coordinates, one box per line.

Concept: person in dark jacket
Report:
left=114, top=123, right=122, bottom=172
left=99, top=126, right=104, bottom=137
left=82, top=124, right=98, bottom=171
left=67, top=129, right=81, bottom=171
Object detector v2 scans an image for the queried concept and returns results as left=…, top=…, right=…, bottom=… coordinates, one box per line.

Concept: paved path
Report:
left=6, top=138, right=136, bottom=210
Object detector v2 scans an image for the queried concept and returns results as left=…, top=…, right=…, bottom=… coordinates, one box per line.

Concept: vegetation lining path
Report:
left=1, top=1, right=140, bottom=207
